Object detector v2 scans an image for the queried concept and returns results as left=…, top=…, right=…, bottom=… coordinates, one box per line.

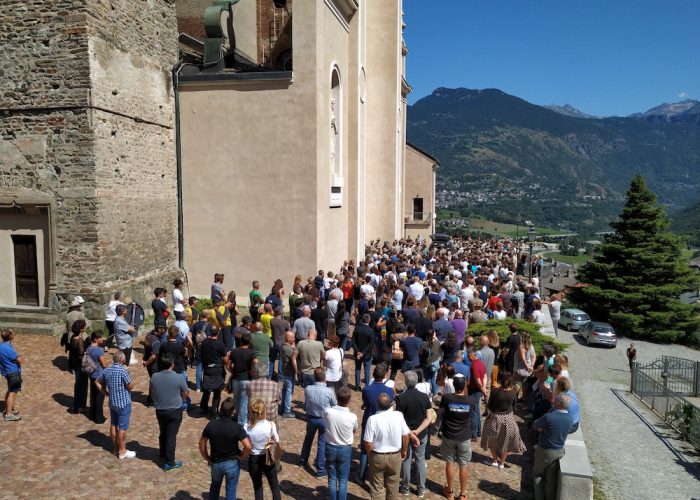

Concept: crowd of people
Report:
left=0, top=235, right=580, bottom=500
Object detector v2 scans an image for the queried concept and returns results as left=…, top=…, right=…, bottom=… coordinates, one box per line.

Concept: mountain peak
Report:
left=545, top=104, right=596, bottom=119
left=640, top=99, right=700, bottom=118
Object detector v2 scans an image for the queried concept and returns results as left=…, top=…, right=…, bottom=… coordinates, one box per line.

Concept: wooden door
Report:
left=12, top=235, right=39, bottom=306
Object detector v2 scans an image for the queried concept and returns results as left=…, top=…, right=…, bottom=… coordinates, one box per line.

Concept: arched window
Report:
left=330, top=65, right=343, bottom=207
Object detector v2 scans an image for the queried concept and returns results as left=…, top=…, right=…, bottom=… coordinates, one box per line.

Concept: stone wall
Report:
left=0, top=0, right=180, bottom=325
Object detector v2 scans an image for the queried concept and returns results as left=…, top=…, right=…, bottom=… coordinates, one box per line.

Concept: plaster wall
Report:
left=363, top=0, right=402, bottom=242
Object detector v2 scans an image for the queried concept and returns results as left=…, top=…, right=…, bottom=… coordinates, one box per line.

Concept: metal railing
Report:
left=631, top=356, right=700, bottom=450
left=405, top=212, right=432, bottom=224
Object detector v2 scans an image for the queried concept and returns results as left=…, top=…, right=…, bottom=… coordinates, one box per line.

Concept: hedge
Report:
left=468, top=319, right=568, bottom=354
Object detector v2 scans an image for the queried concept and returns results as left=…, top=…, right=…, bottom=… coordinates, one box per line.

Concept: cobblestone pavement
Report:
left=563, top=330, right=700, bottom=500
left=0, top=334, right=535, bottom=499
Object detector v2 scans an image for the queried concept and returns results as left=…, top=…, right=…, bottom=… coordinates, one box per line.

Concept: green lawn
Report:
left=467, top=218, right=568, bottom=238
left=543, top=251, right=592, bottom=265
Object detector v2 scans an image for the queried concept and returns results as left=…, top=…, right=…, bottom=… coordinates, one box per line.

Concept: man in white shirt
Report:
left=360, top=276, right=376, bottom=303
left=364, top=393, right=415, bottom=499
left=324, top=387, right=358, bottom=499
left=408, top=276, right=425, bottom=301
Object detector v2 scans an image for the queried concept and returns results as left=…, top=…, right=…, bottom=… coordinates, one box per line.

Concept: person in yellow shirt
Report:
left=210, top=296, right=233, bottom=349
left=260, top=303, right=273, bottom=338
left=185, top=296, right=199, bottom=327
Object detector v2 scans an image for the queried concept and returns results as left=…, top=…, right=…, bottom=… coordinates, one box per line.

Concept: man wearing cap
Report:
left=65, top=296, right=87, bottom=347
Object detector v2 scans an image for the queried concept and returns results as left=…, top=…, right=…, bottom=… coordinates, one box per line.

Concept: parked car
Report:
left=558, top=308, right=591, bottom=331
left=578, top=321, right=617, bottom=348
left=429, top=233, right=452, bottom=249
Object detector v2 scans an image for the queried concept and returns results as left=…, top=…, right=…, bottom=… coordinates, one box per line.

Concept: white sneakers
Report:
left=119, top=450, right=136, bottom=459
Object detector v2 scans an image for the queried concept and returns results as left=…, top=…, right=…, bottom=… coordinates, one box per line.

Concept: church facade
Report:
left=0, top=0, right=435, bottom=328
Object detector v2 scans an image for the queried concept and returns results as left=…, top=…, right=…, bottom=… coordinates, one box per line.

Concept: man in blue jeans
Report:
left=351, top=314, right=375, bottom=390
left=279, top=331, right=297, bottom=418
left=300, top=367, right=337, bottom=478
left=199, top=397, right=252, bottom=500
left=359, top=363, right=394, bottom=484
left=467, top=348, right=487, bottom=440
left=323, top=386, right=357, bottom=500
left=229, top=333, right=257, bottom=425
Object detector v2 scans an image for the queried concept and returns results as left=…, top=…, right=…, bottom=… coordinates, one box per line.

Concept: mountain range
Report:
left=406, top=88, right=700, bottom=233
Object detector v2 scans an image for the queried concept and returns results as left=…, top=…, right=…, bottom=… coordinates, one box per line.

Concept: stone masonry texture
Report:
left=0, top=0, right=180, bottom=323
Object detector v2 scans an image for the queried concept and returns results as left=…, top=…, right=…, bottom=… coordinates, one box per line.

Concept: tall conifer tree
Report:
left=574, top=174, right=699, bottom=342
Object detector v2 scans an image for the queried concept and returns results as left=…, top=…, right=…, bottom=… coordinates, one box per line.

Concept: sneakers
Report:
left=118, top=450, right=136, bottom=459
left=417, top=488, right=426, bottom=498
left=163, top=461, right=183, bottom=471
left=399, top=485, right=410, bottom=496
left=3, top=413, right=20, bottom=422
left=499, top=463, right=506, bottom=469
left=314, top=470, right=327, bottom=479
left=281, top=412, right=296, bottom=419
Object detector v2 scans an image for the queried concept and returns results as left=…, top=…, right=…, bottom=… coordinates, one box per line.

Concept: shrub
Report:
left=468, top=319, right=568, bottom=354
left=195, top=297, right=213, bottom=312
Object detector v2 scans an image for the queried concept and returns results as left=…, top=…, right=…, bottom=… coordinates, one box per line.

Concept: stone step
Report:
left=0, top=311, right=59, bottom=325
left=0, top=321, right=63, bottom=337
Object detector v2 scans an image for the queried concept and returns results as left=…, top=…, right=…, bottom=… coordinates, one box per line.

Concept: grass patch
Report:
left=543, top=251, right=592, bottom=265
left=457, top=217, right=568, bottom=238
left=593, top=476, right=606, bottom=500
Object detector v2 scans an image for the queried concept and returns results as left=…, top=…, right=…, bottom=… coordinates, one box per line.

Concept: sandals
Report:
left=457, top=494, right=467, bottom=500
left=443, top=486, right=454, bottom=500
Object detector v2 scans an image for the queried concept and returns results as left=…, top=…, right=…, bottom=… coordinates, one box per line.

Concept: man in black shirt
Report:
left=230, top=333, right=258, bottom=425
left=439, top=375, right=477, bottom=500
left=310, top=298, right=328, bottom=341
left=396, top=370, right=431, bottom=497
left=503, top=323, right=521, bottom=374
left=142, top=320, right=165, bottom=406
left=413, top=307, right=433, bottom=341
left=199, top=397, right=252, bottom=500
left=151, top=287, right=169, bottom=326
left=352, top=314, right=375, bottom=390
left=199, top=327, right=229, bottom=418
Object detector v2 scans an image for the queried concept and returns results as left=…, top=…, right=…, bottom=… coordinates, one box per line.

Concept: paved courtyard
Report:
left=0, top=334, right=535, bottom=499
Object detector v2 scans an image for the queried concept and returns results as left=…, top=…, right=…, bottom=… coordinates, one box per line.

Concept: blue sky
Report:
left=403, top=0, right=700, bottom=116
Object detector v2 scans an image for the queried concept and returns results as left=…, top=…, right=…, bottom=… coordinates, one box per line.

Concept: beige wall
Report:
left=180, top=1, right=322, bottom=299
left=179, top=0, right=408, bottom=298
left=0, top=212, right=50, bottom=306
left=363, top=0, right=402, bottom=242
left=404, top=144, right=437, bottom=238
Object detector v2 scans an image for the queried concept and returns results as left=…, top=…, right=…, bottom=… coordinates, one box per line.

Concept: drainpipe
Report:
left=172, top=62, right=189, bottom=295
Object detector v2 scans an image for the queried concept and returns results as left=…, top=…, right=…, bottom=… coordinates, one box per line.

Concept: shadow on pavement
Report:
left=478, top=478, right=522, bottom=498
left=76, top=429, right=112, bottom=454
left=52, top=392, right=72, bottom=409
left=52, top=355, right=70, bottom=372
left=280, top=479, right=367, bottom=499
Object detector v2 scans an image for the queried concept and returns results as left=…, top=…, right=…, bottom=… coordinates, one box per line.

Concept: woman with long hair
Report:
left=68, top=320, right=88, bottom=414
left=325, top=336, right=345, bottom=391
left=480, top=372, right=526, bottom=468
left=245, top=399, right=282, bottom=500
left=487, top=329, right=501, bottom=388
left=334, top=300, right=350, bottom=351
left=226, top=290, right=241, bottom=328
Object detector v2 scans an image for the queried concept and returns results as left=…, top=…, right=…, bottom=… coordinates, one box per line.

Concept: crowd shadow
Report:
left=478, top=478, right=523, bottom=499
left=170, top=491, right=207, bottom=500
left=279, top=479, right=365, bottom=500
left=75, top=429, right=161, bottom=465
left=52, top=355, right=70, bottom=372
left=51, top=392, right=72, bottom=409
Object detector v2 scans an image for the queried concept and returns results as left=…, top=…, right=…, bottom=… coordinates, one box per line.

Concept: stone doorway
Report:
left=0, top=202, right=53, bottom=307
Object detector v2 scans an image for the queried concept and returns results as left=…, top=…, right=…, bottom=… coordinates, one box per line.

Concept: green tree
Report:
left=572, top=174, right=700, bottom=343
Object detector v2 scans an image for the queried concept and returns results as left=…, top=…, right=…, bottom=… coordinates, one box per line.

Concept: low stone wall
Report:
left=541, top=307, right=594, bottom=500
